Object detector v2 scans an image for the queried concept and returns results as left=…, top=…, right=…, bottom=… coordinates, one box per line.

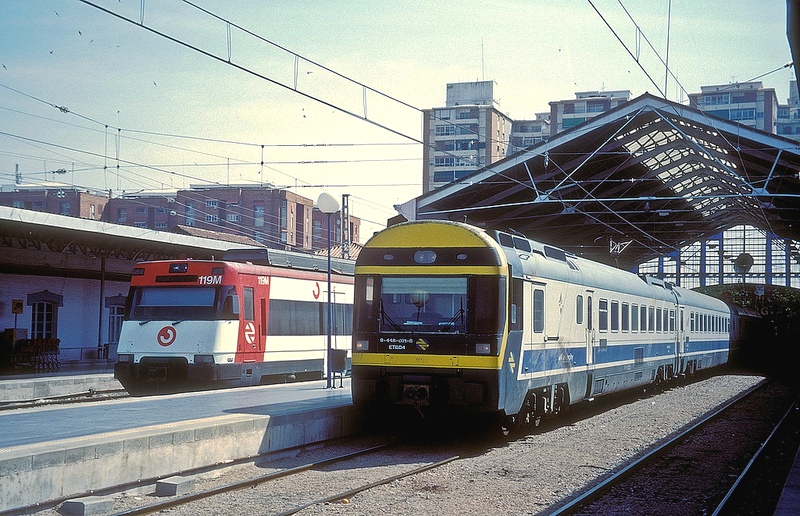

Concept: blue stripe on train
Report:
left=519, top=339, right=728, bottom=374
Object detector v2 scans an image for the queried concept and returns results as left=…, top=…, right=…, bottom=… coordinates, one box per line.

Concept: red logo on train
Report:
left=313, top=282, right=321, bottom=299
left=157, top=326, right=177, bottom=347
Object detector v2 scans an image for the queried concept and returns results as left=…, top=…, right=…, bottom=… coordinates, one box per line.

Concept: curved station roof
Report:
left=399, top=94, right=800, bottom=269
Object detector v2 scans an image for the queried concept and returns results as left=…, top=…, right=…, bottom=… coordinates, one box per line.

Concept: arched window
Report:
left=27, top=290, right=63, bottom=339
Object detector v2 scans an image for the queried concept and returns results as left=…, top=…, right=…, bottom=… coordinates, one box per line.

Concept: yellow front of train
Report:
left=351, top=220, right=510, bottom=415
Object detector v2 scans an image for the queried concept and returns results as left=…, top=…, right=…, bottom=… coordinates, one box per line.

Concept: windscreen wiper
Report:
left=379, top=299, right=404, bottom=331
left=438, top=300, right=465, bottom=331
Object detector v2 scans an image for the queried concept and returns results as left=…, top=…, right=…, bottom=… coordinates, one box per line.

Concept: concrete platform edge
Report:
left=0, top=374, right=122, bottom=402
left=0, top=404, right=363, bottom=512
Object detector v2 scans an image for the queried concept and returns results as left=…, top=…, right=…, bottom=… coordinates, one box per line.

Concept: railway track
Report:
left=41, top=435, right=479, bottom=516
left=548, top=378, right=800, bottom=515
left=15, top=372, right=786, bottom=515
left=0, top=388, right=129, bottom=411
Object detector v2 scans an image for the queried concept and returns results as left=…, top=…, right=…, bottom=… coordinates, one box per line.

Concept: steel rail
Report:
left=548, top=378, right=770, bottom=515
left=273, top=454, right=464, bottom=516
left=108, top=441, right=399, bottom=516
left=0, top=388, right=129, bottom=411
left=711, top=398, right=799, bottom=515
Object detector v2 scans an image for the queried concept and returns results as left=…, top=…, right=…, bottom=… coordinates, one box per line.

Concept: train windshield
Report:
left=379, top=277, right=467, bottom=333
left=127, top=286, right=237, bottom=321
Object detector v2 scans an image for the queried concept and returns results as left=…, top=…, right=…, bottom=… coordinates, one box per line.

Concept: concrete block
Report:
left=155, top=475, right=195, bottom=496
left=122, top=436, right=149, bottom=453
left=64, top=445, right=96, bottom=464
left=171, top=428, right=195, bottom=445
left=61, top=495, right=114, bottom=516
left=94, top=440, right=122, bottom=459
left=31, top=450, right=65, bottom=470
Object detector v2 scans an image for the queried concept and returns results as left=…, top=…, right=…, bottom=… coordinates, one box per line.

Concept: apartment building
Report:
left=104, top=184, right=359, bottom=253
left=548, top=90, right=631, bottom=134
left=777, top=80, right=800, bottom=141
left=688, top=81, right=778, bottom=134
left=422, top=81, right=513, bottom=194
left=0, top=184, right=107, bottom=221
left=422, top=82, right=630, bottom=193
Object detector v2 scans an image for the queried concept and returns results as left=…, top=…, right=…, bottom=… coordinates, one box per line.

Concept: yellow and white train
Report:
left=351, top=220, right=731, bottom=430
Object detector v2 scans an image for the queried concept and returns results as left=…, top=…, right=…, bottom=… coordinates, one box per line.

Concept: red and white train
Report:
left=114, top=249, right=354, bottom=395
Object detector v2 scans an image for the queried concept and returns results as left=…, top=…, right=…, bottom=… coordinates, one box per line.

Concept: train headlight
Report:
left=194, top=354, right=214, bottom=364
left=475, top=343, right=491, bottom=355
left=355, top=340, right=370, bottom=352
left=117, top=354, right=134, bottom=363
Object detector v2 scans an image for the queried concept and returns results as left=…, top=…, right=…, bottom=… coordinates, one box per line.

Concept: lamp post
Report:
left=317, top=192, right=340, bottom=389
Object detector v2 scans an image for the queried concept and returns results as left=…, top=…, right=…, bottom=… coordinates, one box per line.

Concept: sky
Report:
left=0, top=0, right=795, bottom=242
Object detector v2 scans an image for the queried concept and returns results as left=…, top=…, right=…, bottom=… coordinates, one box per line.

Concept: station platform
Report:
left=0, top=377, right=361, bottom=513
left=0, top=362, right=119, bottom=403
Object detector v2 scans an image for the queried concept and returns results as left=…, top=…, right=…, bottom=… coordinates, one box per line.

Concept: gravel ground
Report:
left=35, top=373, right=765, bottom=516
left=299, top=374, right=765, bottom=516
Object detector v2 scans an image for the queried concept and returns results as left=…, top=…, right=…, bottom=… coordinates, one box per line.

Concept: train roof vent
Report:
left=640, top=275, right=668, bottom=289
left=222, top=248, right=355, bottom=276
left=223, top=248, right=272, bottom=265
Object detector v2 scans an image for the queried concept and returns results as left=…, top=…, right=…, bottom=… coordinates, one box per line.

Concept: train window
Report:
left=656, top=308, right=662, bottom=332
left=269, top=299, right=352, bottom=336
left=610, top=301, right=619, bottom=332
left=379, top=276, right=471, bottom=333
left=498, top=233, right=514, bottom=247
left=639, top=305, right=646, bottom=333
left=587, top=296, right=593, bottom=331
left=513, top=237, right=532, bottom=252
left=511, top=279, right=523, bottom=330
left=261, top=299, right=267, bottom=335
left=471, top=276, right=505, bottom=334
left=621, top=302, right=630, bottom=332
left=576, top=295, right=584, bottom=325
left=243, top=287, right=254, bottom=321
left=533, top=289, right=544, bottom=333
left=690, top=312, right=695, bottom=332
left=598, top=299, right=608, bottom=332
left=365, top=278, right=374, bottom=304
left=663, top=309, right=668, bottom=333
left=220, top=290, right=239, bottom=320
left=543, top=246, right=566, bottom=261
left=130, top=286, right=217, bottom=320
left=648, top=307, right=655, bottom=332
left=631, top=304, right=639, bottom=332
left=669, top=310, right=675, bottom=332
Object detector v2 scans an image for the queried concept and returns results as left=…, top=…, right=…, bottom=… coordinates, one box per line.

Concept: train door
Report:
left=584, top=290, right=595, bottom=398
left=671, top=292, right=683, bottom=374
left=676, top=305, right=686, bottom=373
left=520, top=280, right=535, bottom=378
left=255, top=278, right=269, bottom=358
left=239, top=286, right=257, bottom=361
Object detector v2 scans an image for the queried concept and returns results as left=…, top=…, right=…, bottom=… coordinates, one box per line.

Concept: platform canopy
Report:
left=399, top=93, right=800, bottom=269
